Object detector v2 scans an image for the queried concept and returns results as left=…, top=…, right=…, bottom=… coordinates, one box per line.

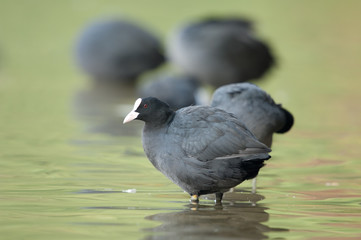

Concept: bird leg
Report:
left=215, top=192, right=223, bottom=203
left=190, top=194, right=199, bottom=204
left=252, top=178, right=257, bottom=193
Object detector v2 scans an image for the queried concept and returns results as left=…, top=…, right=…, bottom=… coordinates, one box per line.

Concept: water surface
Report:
left=1, top=1, right=361, bottom=239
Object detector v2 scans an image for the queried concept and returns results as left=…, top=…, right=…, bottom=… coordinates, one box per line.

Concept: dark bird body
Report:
left=75, top=18, right=164, bottom=83
left=124, top=97, right=271, bottom=202
left=211, top=83, right=294, bottom=147
left=168, top=17, right=275, bottom=87
left=72, top=18, right=164, bottom=136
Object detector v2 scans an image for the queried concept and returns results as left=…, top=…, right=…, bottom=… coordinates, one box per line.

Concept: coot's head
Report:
left=123, top=97, right=174, bottom=125
left=276, top=107, right=294, bottom=133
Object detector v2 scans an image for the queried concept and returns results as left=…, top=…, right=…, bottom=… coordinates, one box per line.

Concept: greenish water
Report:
left=1, top=1, right=361, bottom=239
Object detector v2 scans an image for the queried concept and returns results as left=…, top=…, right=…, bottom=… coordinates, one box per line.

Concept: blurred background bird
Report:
left=167, top=16, right=275, bottom=88
left=138, top=73, right=209, bottom=110
left=73, top=17, right=165, bottom=135
left=74, top=17, right=165, bottom=87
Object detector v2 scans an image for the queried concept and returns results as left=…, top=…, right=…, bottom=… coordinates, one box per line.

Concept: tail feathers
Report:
left=239, top=152, right=270, bottom=162
left=277, top=107, right=294, bottom=133
left=214, top=145, right=271, bottom=161
left=209, top=155, right=270, bottom=183
left=241, top=156, right=270, bottom=180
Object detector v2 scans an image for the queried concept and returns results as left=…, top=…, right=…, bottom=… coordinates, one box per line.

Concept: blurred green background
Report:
left=0, top=1, right=360, bottom=240
left=1, top=0, right=360, bottom=136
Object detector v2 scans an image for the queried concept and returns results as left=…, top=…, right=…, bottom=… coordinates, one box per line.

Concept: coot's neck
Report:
left=145, top=109, right=176, bottom=129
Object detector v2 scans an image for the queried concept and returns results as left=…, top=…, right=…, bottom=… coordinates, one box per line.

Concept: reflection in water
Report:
left=72, top=83, right=143, bottom=136
left=144, top=192, right=288, bottom=240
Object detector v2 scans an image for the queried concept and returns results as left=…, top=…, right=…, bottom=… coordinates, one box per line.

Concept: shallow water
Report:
left=1, top=1, right=361, bottom=240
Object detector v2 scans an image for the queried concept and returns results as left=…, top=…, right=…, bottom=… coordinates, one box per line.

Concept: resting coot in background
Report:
left=211, top=83, right=294, bottom=192
left=123, top=97, right=271, bottom=203
left=74, top=17, right=165, bottom=84
left=138, top=74, right=209, bottom=110
left=72, top=17, right=165, bottom=135
left=167, top=17, right=275, bottom=87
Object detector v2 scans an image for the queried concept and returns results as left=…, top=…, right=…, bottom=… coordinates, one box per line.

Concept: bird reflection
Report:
left=72, top=83, right=143, bottom=136
left=143, top=192, right=287, bottom=240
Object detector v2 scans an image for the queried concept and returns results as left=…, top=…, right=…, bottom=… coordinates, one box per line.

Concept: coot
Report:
left=72, top=18, right=164, bottom=135
left=74, top=18, right=164, bottom=83
left=123, top=97, right=271, bottom=203
left=211, top=83, right=294, bottom=147
left=211, top=83, right=293, bottom=193
left=138, top=74, right=209, bottom=110
left=167, top=17, right=275, bottom=87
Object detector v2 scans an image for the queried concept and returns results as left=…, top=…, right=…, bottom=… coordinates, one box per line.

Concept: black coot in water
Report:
left=74, top=18, right=165, bottom=83
left=138, top=74, right=209, bottom=110
left=167, top=17, right=275, bottom=87
left=123, top=97, right=271, bottom=203
left=211, top=83, right=294, bottom=147
left=211, top=83, right=294, bottom=192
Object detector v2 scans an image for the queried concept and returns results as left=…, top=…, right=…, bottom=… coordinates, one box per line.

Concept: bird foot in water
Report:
left=190, top=194, right=199, bottom=204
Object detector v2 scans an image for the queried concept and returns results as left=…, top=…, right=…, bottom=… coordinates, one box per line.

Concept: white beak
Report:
left=123, top=111, right=139, bottom=124
left=123, top=98, right=142, bottom=124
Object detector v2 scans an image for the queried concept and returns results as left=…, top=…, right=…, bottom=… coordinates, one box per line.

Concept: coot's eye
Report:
left=143, top=104, right=148, bottom=108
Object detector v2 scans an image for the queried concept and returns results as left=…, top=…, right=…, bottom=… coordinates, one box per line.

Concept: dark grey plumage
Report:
left=74, top=18, right=165, bottom=83
left=168, top=17, right=275, bottom=87
left=138, top=74, right=207, bottom=110
left=211, top=83, right=294, bottom=147
left=123, top=97, right=271, bottom=202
